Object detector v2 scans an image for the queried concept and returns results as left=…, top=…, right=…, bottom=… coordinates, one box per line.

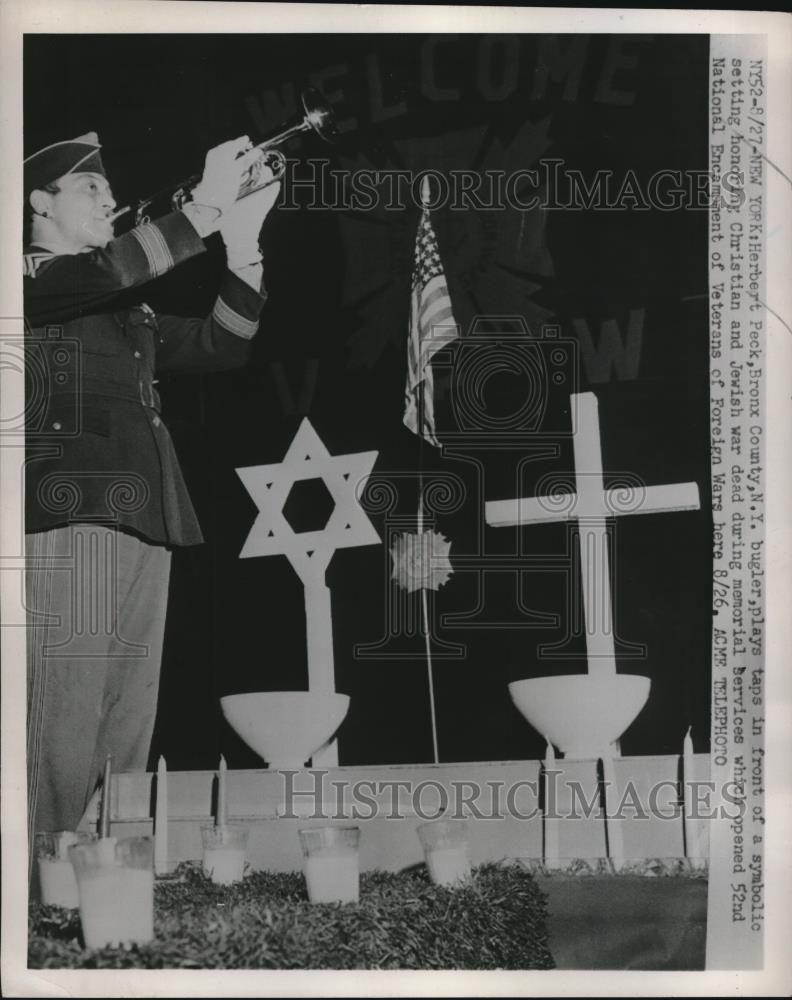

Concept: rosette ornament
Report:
left=390, top=530, right=453, bottom=593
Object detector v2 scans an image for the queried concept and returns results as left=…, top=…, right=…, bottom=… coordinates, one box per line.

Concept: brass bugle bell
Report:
left=111, top=88, right=338, bottom=226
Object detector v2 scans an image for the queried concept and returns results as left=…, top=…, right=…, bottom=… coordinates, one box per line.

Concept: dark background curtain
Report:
left=25, top=33, right=712, bottom=768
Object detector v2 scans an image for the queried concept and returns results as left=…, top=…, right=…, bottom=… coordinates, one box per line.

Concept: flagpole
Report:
left=417, top=376, right=440, bottom=765
left=405, top=174, right=456, bottom=768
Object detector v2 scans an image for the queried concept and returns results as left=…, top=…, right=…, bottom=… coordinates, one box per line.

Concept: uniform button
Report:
left=52, top=421, right=62, bottom=431
left=152, top=416, right=161, bottom=427
left=134, top=351, right=142, bottom=359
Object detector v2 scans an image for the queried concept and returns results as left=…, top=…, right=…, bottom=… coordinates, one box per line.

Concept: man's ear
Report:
left=29, top=189, right=53, bottom=218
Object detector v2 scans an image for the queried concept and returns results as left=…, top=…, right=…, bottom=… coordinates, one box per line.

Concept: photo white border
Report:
left=1, top=4, right=790, bottom=996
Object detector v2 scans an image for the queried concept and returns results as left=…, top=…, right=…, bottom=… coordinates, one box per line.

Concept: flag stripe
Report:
left=419, top=304, right=453, bottom=334
left=417, top=283, right=448, bottom=317
left=421, top=304, right=455, bottom=331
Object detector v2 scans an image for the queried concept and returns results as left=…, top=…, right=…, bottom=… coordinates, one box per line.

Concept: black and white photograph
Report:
left=1, top=3, right=790, bottom=995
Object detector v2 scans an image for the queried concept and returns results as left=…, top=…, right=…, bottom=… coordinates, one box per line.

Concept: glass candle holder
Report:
left=298, top=825, right=360, bottom=903
left=416, top=818, right=472, bottom=886
left=69, top=836, right=154, bottom=949
left=35, top=831, right=96, bottom=908
left=201, top=824, right=248, bottom=885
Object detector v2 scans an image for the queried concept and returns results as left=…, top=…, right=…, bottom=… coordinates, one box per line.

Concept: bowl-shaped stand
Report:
left=220, top=691, right=350, bottom=769
left=508, top=674, right=651, bottom=757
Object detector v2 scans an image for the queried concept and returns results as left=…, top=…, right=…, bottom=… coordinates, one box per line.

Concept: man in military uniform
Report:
left=24, top=131, right=279, bottom=858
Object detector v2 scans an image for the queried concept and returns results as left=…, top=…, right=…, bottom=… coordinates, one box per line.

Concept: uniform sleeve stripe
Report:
left=131, top=223, right=174, bottom=277
left=150, top=224, right=175, bottom=275
left=213, top=297, right=259, bottom=340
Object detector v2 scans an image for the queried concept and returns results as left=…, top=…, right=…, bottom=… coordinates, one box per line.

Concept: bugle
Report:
left=111, top=87, right=338, bottom=226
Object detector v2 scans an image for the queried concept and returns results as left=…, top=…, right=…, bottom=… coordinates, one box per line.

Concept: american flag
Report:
left=403, top=197, right=459, bottom=448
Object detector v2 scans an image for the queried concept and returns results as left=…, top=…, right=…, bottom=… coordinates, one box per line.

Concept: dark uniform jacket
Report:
left=24, top=211, right=266, bottom=546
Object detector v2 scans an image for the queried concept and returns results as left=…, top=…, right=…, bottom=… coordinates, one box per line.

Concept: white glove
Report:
left=190, top=137, right=261, bottom=217
left=219, top=174, right=281, bottom=269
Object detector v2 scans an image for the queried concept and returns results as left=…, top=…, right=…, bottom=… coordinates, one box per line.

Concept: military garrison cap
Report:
left=24, top=132, right=106, bottom=198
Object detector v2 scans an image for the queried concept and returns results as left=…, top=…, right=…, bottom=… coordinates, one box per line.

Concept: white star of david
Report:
left=236, top=418, right=380, bottom=584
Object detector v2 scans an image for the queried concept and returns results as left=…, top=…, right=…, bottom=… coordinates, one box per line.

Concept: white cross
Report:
left=485, top=392, right=700, bottom=680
